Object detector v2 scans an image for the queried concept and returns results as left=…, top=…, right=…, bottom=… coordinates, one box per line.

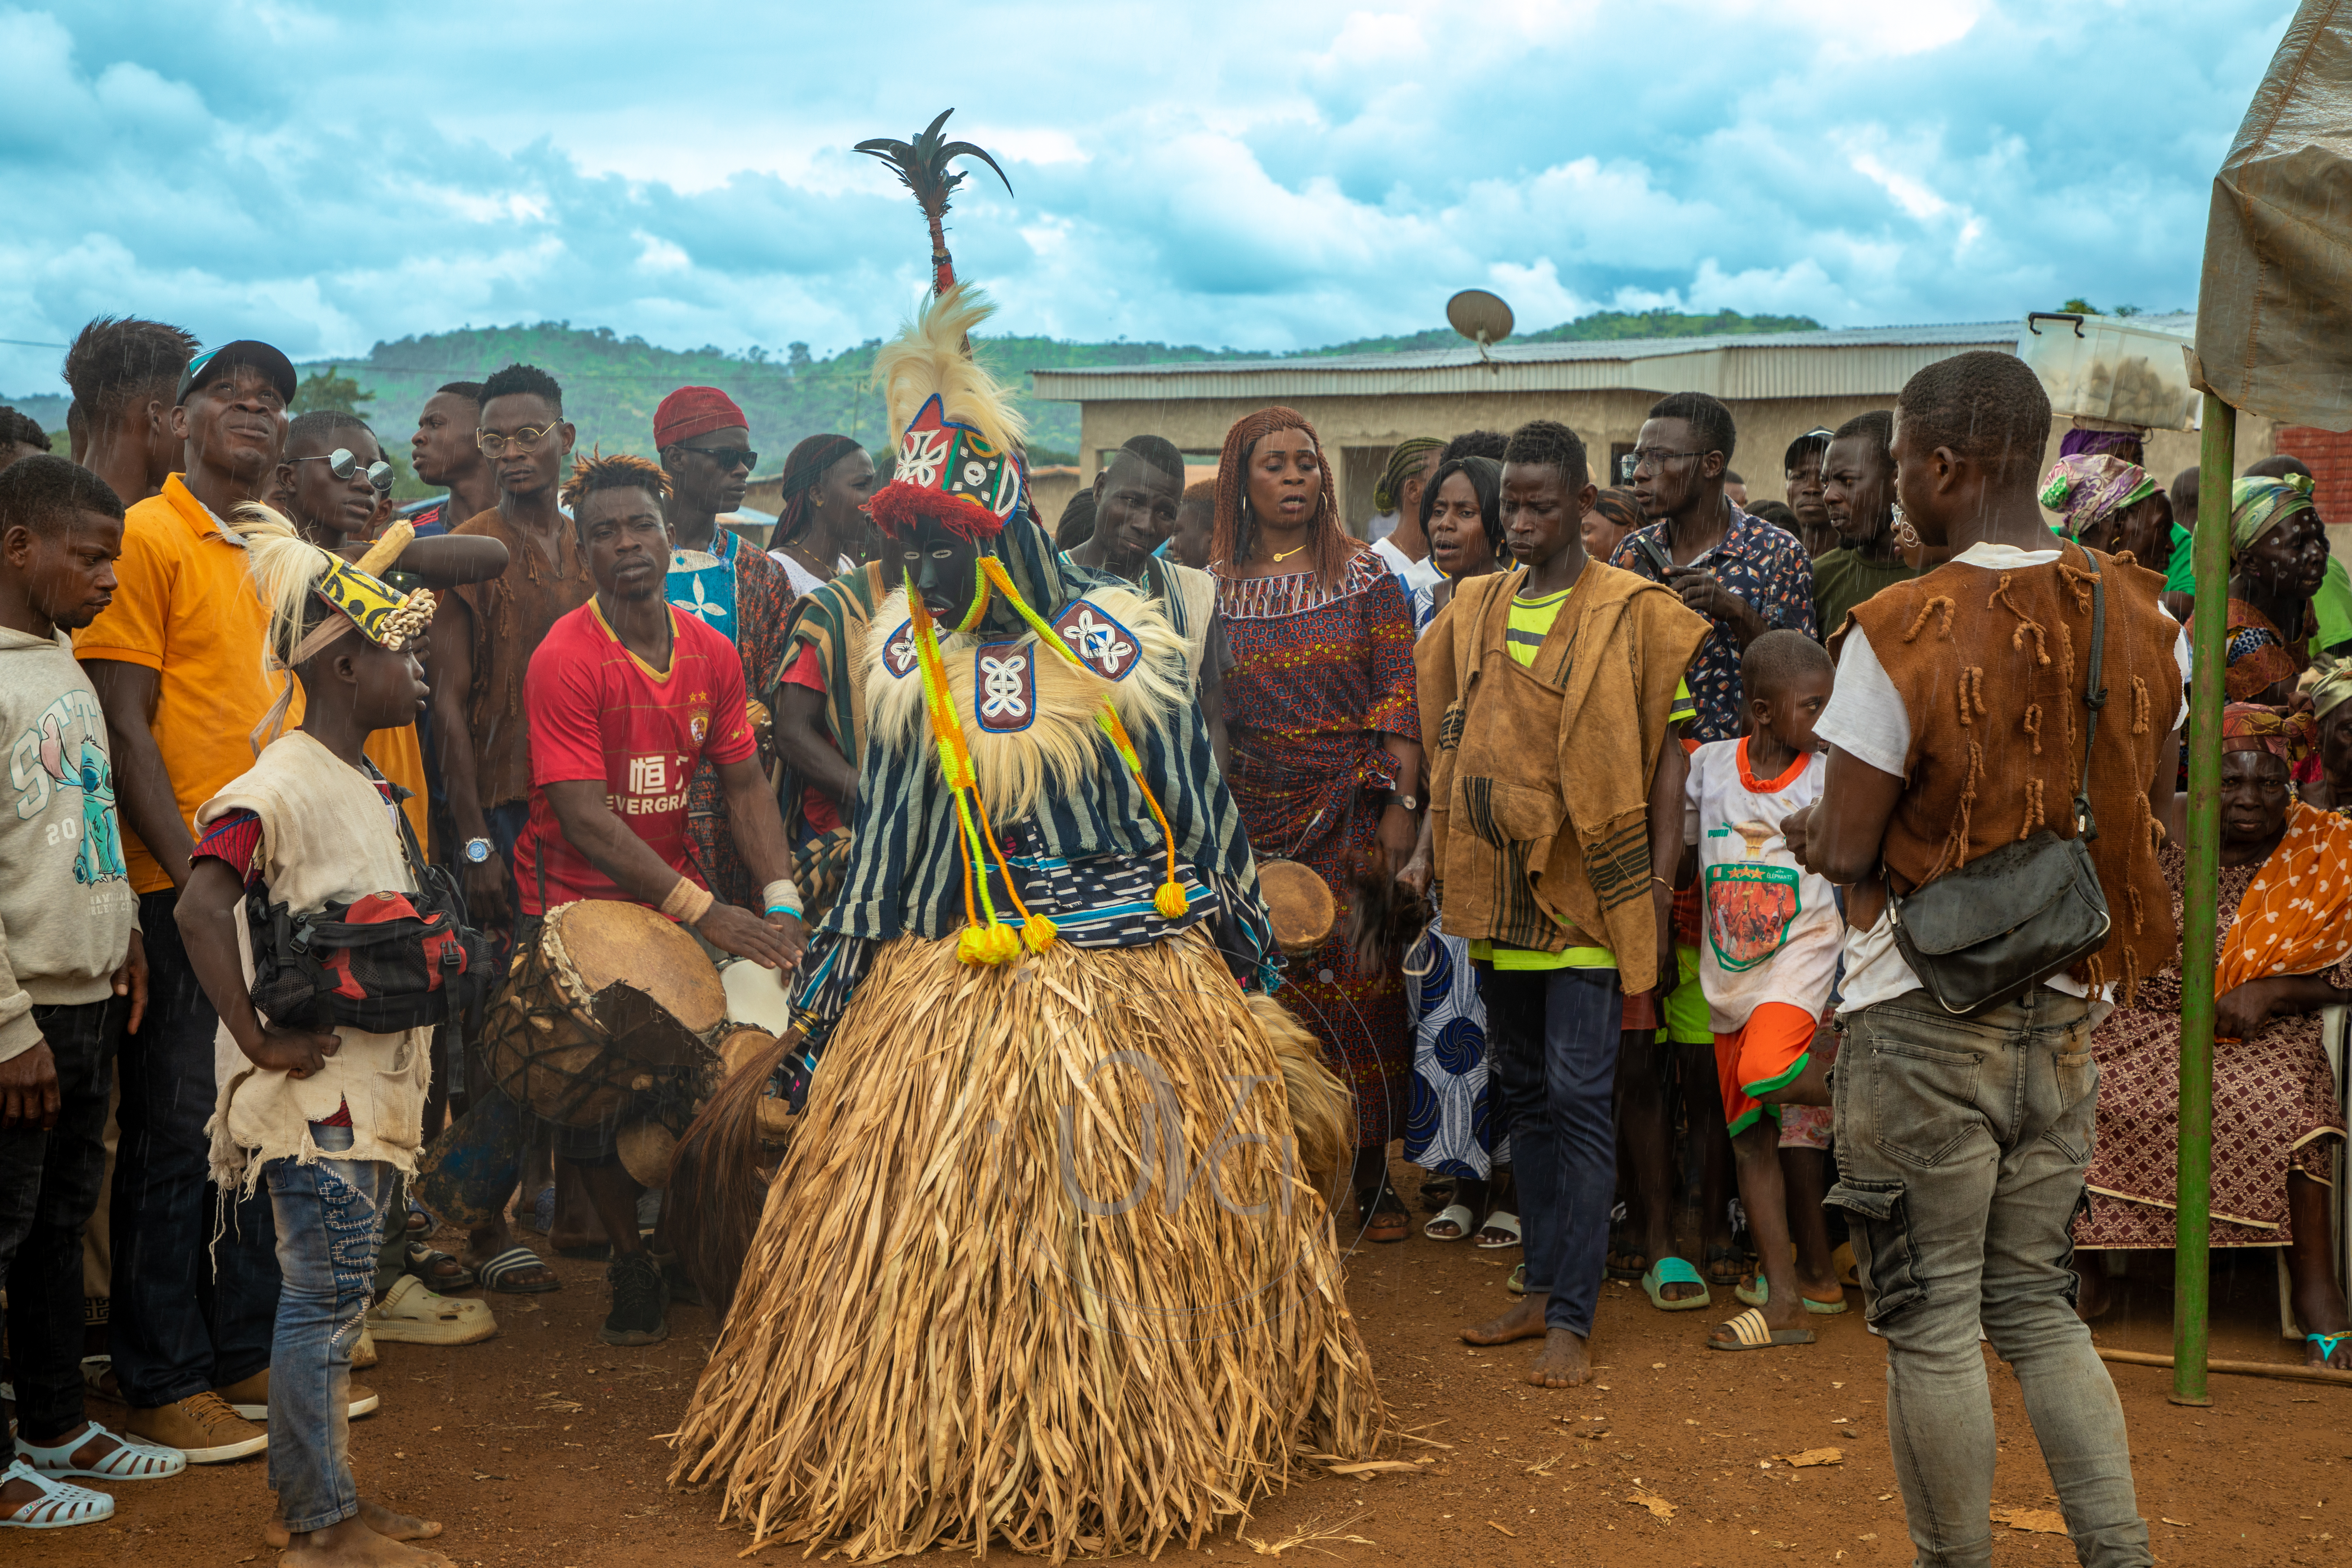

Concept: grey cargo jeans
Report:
left=1830, top=987, right=2151, bottom=1568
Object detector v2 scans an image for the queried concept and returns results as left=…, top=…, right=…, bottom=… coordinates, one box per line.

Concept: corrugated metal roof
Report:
left=1030, top=315, right=2198, bottom=404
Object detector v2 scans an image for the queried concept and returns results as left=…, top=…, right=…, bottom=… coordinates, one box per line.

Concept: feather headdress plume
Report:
left=865, top=283, right=1028, bottom=541
left=230, top=504, right=436, bottom=753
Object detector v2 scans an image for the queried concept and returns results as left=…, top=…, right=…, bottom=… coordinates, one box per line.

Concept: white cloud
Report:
left=0, top=0, right=2302, bottom=398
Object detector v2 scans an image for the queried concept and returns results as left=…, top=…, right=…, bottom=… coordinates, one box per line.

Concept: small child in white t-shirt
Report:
left=1682, top=630, right=1844, bottom=1351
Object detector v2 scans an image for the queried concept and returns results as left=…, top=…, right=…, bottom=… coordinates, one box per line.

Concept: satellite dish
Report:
left=1447, top=289, right=1515, bottom=348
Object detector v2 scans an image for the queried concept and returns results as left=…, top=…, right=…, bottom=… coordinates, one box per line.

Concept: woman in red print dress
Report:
left=1210, top=406, right=1423, bottom=1242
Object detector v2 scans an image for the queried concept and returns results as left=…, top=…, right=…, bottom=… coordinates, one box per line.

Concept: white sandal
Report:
left=16, top=1421, right=184, bottom=1481
left=1474, top=1210, right=1522, bottom=1250
left=1423, top=1202, right=1476, bottom=1241
left=0, top=1458, right=114, bottom=1528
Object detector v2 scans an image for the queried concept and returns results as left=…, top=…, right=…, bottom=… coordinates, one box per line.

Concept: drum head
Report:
left=1259, top=860, right=1336, bottom=955
left=551, top=899, right=726, bottom=1064
left=720, top=959, right=796, bottom=1037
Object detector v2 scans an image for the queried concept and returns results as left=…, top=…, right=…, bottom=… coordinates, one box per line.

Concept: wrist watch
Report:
left=462, top=836, right=494, bottom=865
left=1383, top=790, right=1420, bottom=812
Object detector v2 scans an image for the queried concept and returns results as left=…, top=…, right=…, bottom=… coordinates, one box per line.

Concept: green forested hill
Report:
left=2, top=307, right=1820, bottom=488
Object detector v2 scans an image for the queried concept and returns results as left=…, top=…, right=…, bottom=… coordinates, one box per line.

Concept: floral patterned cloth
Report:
left=2076, top=841, right=2348, bottom=1249
left=1610, top=506, right=1818, bottom=742
left=1217, top=549, right=1419, bottom=1148
left=668, top=529, right=793, bottom=908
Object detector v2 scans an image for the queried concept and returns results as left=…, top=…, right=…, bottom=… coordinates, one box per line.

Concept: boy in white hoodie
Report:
left=0, top=456, right=177, bottom=1530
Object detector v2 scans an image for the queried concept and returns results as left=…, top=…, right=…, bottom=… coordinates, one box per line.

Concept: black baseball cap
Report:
left=176, top=340, right=298, bottom=407
left=1783, top=427, right=1835, bottom=469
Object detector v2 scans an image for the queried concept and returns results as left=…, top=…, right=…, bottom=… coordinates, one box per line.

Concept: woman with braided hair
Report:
left=765, top=432, right=875, bottom=600
left=1212, top=406, right=1424, bottom=1243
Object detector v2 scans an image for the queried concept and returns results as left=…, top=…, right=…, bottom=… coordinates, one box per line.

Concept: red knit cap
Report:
left=653, top=386, right=748, bottom=448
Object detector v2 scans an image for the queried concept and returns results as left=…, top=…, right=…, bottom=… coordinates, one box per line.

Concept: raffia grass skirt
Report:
left=667, top=927, right=1384, bottom=1561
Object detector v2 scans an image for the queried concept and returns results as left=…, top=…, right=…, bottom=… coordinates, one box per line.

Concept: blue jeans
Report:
left=266, top=1122, right=396, bottom=1535
left=111, top=888, right=279, bottom=1407
left=0, top=996, right=126, bottom=1439
left=1479, top=966, right=1622, bottom=1338
left=1831, top=988, right=2149, bottom=1568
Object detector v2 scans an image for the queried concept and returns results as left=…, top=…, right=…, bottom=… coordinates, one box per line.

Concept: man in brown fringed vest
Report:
left=1788, top=351, right=2184, bottom=1568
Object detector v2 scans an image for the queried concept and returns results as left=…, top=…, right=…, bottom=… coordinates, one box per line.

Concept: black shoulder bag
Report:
left=245, top=802, right=493, bottom=1034
left=1883, top=547, right=2114, bottom=1017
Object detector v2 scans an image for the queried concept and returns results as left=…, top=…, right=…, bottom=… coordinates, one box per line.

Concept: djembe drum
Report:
left=484, top=899, right=727, bottom=1129
left=1257, top=860, right=1338, bottom=955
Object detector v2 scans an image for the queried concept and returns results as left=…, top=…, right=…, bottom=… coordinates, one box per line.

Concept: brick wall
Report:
left=2277, top=426, right=2352, bottom=522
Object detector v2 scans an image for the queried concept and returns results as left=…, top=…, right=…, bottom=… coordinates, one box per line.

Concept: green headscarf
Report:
left=2311, top=660, right=2352, bottom=722
left=2228, top=472, right=2317, bottom=561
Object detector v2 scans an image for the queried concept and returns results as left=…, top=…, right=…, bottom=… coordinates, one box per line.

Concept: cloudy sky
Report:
left=0, top=0, right=2295, bottom=395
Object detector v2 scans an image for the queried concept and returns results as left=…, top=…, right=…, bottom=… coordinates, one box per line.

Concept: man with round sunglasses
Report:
left=654, top=387, right=794, bottom=910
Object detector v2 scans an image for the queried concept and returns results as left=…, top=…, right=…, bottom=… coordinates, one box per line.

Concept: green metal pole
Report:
left=2172, top=393, right=2234, bottom=1407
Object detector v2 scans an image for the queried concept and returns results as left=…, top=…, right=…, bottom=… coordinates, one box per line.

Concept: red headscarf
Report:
left=1211, top=406, right=1351, bottom=588
left=653, top=386, right=748, bottom=448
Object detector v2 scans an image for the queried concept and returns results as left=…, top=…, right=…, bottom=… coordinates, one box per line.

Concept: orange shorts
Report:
left=1714, top=1001, right=1818, bottom=1138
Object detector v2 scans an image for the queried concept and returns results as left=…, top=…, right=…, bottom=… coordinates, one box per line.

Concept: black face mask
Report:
left=896, top=517, right=984, bottom=626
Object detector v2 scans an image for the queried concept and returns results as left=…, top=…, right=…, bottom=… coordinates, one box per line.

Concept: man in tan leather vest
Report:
left=1789, top=351, right=2183, bottom=1568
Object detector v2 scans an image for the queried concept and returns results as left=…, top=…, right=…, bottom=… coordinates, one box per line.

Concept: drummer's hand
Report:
left=697, top=902, right=799, bottom=970
left=243, top=1021, right=341, bottom=1079
left=464, top=856, right=510, bottom=926
left=763, top=909, right=809, bottom=969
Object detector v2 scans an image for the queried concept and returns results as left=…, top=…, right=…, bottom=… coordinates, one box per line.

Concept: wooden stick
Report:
left=2096, top=1345, right=2352, bottom=1388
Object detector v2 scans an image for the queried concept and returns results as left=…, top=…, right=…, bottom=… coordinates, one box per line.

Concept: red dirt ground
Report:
left=13, top=1192, right=2346, bottom=1568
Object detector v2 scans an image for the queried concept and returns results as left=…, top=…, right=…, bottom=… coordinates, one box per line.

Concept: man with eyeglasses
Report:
left=75, top=340, right=301, bottom=1462
left=427, top=363, right=594, bottom=944
left=654, top=386, right=794, bottom=909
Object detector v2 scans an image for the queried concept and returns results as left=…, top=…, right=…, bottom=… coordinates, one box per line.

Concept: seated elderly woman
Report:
left=2074, top=705, right=2352, bottom=1366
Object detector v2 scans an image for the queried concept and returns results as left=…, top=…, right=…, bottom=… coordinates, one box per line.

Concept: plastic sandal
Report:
left=2309, top=1331, right=2351, bottom=1367
left=15, top=1422, right=185, bottom=1482
left=1423, top=1203, right=1476, bottom=1241
left=405, top=1240, right=476, bottom=1289
left=1643, top=1257, right=1712, bottom=1312
left=1472, top=1210, right=1522, bottom=1250
left=1708, top=1306, right=1816, bottom=1351
left=1734, top=1274, right=1850, bottom=1315
left=1505, top=1262, right=1527, bottom=1295
left=0, top=1458, right=114, bottom=1529
left=475, top=1245, right=562, bottom=1294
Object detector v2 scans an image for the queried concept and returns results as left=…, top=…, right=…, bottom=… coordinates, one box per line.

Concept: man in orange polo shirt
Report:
left=76, top=340, right=298, bottom=1463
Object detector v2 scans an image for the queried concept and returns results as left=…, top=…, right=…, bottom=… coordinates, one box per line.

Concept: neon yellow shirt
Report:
left=1470, top=581, right=1693, bottom=970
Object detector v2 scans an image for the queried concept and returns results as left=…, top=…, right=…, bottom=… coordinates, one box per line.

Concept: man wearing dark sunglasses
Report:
left=654, top=385, right=793, bottom=909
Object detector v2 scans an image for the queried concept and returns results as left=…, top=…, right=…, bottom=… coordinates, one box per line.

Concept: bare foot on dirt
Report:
left=1461, top=1293, right=1550, bottom=1347
left=267, top=1499, right=445, bottom=1550
left=1525, top=1327, right=1594, bottom=1387
left=281, top=1513, right=455, bottom=1568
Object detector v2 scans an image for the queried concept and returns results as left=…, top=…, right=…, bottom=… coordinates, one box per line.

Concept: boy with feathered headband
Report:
left=175, top=509, right=459, bottom=1567
left=666, top=283, right=1385, bottom=1561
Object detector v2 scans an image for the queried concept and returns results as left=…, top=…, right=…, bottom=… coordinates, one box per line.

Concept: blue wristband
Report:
left=766, top=903, right=802, bottom=920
